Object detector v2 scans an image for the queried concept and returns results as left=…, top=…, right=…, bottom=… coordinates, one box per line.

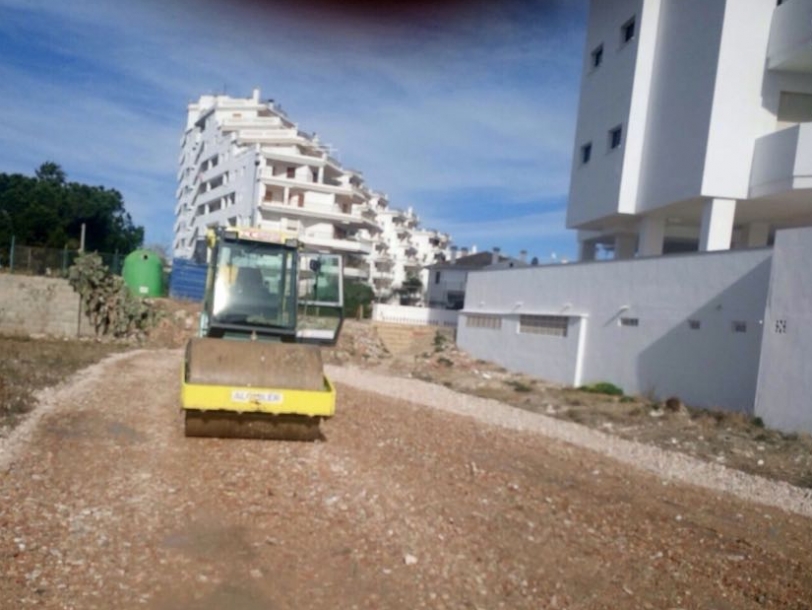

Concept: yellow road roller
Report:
left=181, top=227, right=343, bottom=440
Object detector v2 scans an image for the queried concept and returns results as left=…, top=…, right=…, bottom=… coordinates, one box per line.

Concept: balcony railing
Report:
left=750, top=122, right=812, bottom=198
left=768, top=0, right=812, bottom=72
left=298, top=232, right=372, bottom=255
left=260, top=168, right=353, bottom=196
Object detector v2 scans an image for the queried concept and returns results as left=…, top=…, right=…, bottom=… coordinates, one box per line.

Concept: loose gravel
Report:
left=1, top=350, right=811, bottom=609
left=327, top=365, right=812, bottom=519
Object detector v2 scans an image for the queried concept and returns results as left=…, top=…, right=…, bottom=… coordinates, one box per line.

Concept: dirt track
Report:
left=1, top=350, right=811, bottom=609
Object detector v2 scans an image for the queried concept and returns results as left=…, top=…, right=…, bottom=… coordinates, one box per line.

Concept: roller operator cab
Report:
left=181, top=227, right=344, bottom=441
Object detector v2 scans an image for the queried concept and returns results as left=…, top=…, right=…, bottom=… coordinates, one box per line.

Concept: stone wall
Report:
left=0, top=275, right=92, bottom=337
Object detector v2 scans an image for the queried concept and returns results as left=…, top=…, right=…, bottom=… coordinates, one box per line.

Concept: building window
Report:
left=466, top=314, right=501, bottom=330
left=621, top=16, right=636, bottom=44
left=688, top=319, right=701, bottom=330
left=591, top=44, right=604, bottom=69
left=519, top=315, right=569, bottom=337
left=434, top=271, right=441, bottom=284
left=581, top=142, right=592, bottom=165
left=732, top=321, right=747, bottom=333
left=286, top=167, right=295, bottom=179
left=620, top=317, right=639, bottom=327
left=609, top=125, right=623, bottom=150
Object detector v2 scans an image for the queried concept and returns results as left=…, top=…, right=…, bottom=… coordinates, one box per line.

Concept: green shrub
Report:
left=342, top=279, right=375, bottom=319
left=433, top=331, right=448, bottom=352
left=579, top=382, right=624, bottom=397
left=504, top=380, right=533, bottom=393
left=68, top=252, right=155, bottom=338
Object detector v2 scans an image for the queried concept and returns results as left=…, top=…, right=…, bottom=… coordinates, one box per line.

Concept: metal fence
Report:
left=0, top=241, right=124, bottom=277
left=168, top=257, right=207, bottom=301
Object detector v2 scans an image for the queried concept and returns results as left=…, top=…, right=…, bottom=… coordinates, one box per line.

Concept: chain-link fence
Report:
left=0, top=241, right=124, bottom=277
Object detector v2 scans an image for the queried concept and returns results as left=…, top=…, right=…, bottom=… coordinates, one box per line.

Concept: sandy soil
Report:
left=326, top=321, right=812, bottom=490
left=1, top=349, right=811, bottom=609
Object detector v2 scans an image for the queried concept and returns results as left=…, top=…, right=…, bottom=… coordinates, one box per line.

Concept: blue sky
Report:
left=0, top=0, right=587, bottom=261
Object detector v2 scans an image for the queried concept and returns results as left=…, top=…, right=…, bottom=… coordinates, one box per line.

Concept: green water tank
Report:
left=122, top=250, right=164, bottom=297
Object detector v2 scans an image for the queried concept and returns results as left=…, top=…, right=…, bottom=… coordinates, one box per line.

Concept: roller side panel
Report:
left=181, top=374, right=336, bottom=417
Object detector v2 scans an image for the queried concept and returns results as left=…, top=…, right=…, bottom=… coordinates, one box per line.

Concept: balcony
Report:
left=343, top=266, right=369, bottom=280
left=262, top=148, right=325, bottom=167
left=260, top=168, right=353, bottom=196
left=260, top=200, right=376, bottom=230
left=403, top=256, right=421, bottom=269
left=750, top=123, right=812, bottom=198
left=220, top=115, right=285, bottom=131
left=372, top=271, right=394, bottom=283
left=298, top=231, right=372, bottom=255
left=343, top=261, right=370, bottom=280
left=768, top=0, right=812, bottom=72
left=237, top=128, right=307, bottom=145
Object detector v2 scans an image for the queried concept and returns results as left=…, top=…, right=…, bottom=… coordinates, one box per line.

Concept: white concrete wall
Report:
left=617, top=0, right=662, bottom=216
left=748, top=123, right=812, bottom=198
left=568, top=0, right=812, bottom=250
left=755, top=228, right=812, bottom=433
left=372, top=304, right=459, bottom=328
left=459, top=249, right=773, bottom=411
left=701, top=0, right=776, bottom=200
left=461, top=315, right=584, bottom=386
left=427, top=268, right=468, bottom=308
left=567, top=0, right=644, bottom=228
left=766, top=0, right=812, bottom=70
left=635, top=0, right=724, bottom=213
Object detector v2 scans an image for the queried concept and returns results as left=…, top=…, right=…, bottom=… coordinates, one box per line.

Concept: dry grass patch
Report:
left=0, top=336, right=125, bottom=430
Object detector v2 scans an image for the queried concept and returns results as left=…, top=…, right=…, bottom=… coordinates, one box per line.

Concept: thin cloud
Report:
left=0, top=0, right=587, bottom=255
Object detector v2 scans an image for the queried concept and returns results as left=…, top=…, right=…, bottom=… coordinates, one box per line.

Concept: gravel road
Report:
left=1, top=350, right=811, bottom=609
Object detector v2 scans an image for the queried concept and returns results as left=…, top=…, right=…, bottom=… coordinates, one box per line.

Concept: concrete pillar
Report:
left=638, top=216, right=665, bottom=257
left=579, top=241, right=597, bottom=262
left=743, top=221, right=770, bottom=248
left=614, top=234, right=637, bottom=260
left=699, top=198, right=736, bottom=251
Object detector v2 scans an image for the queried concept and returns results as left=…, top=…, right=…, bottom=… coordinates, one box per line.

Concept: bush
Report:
left=504, top=380, right=533, bottom=393
left=433, top=331, right=448, bottom=352
left=343, top=279, right=375, bottom=319
left=579, top=382, right=624, bottom=397
left=68, top=252, right=156, bottom=337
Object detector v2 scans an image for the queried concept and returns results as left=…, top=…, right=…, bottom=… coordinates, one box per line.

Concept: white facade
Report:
left=426, top=250, right=528, bottom=310
left=754, top=227, right=812, bottom=432
left=570, top=0, right=812, bottom=260
left=174, top=90, right=452, bottom=300
left=448, top=1, right=812, bottom=434
left=411, top=227, right=451, bottom=293
left=458, top=226, right=812, bottom=433
left=372, top=303, right=459, bottom=328
left=459, top=248, right=772, bottom=412
left=373, top=206, right=450, bottom=303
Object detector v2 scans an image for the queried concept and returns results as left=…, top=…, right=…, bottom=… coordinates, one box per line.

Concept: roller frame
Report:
left=181, top=372, right=336, bottom=417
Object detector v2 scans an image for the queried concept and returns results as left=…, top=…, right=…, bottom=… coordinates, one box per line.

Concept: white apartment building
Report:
left=569, top=0, right=812, bottom=261
left=360, top=193, right=397, bottom=300
left=173, top=90, right=452, bottom=299
left=411, top=227, right=452, bottom=291
left=455, top=0, right=812, bottom=433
